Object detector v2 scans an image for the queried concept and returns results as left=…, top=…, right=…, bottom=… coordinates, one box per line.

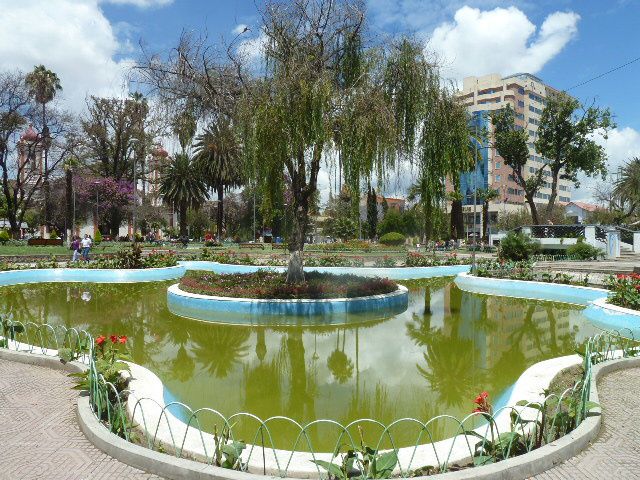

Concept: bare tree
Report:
left=0, top=70, right=76, bottom=238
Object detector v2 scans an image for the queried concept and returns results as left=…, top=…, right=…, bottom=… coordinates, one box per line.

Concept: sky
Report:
left=1, top=0, right=639, bottom=203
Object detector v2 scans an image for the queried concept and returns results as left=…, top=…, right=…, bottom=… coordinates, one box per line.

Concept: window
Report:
left=518, top=87, right=525, bottom=94
left=529, top=129, right=536, bottom=137
left=495, top=162, right=501, bottom=169
left=516, top=113, right=524, bottom=120
left=529, top=105, right=542, bottom=115
left=495, top=174, right=501, bottom=181
left=559, top=185, right=568, bottom=191
left=560, top=196, right=570, bottom=203
left=518, top=100, right=525, bottom=108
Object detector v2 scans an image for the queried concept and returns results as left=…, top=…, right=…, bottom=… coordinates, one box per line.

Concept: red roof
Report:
left=568, top=201, right=601, bottom=212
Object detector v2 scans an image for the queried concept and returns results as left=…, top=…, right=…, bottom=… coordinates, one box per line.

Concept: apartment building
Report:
left=455, top=73, right=573, bottom=235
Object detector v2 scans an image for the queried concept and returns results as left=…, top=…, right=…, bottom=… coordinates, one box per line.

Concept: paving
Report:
left=0, top=360, right=163, bottom=480
left=532, top=367, right=640, bottom=480
left=2, top=359, right=640, bottom=480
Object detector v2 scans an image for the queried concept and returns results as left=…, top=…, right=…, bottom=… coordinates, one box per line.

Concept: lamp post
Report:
left=472, top=122, right=478, bottom=273
left=93, top=180, right=101, bottom=235
left=130, top=138, right=140, bottom=240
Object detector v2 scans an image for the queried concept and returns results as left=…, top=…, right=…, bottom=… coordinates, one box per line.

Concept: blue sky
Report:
left=1, top=0, right=639, bottom=199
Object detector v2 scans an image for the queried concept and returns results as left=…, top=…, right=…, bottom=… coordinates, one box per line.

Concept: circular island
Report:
left=167, top=270, right=409, bottom=324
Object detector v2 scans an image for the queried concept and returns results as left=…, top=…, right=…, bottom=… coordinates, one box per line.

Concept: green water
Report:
left=0, top=279, right=600, bottom=451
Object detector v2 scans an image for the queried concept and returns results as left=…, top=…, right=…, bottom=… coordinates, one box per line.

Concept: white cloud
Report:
left=236, top=29, right=268, bottom=66
left=232, top=24, right=249, bottom=36
left=99, top=0, right=173, bottom=7
left=429, top=6, right=580, bottom=82
left=0, top=0, right=133, bottom=111
left=574, top=127, right=640, bottom=201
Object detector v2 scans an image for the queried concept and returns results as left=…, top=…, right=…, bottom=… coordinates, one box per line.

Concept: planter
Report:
left=166, top=283, right=409, bottom=323
left=0, top=265, right=186, bottom=286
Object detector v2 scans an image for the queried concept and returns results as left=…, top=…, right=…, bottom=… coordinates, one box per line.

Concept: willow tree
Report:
left=385, top=40, right=473, bottom=241
left=239, top=0, right=396, bottom=283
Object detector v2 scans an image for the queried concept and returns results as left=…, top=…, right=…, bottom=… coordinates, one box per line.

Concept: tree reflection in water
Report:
left=0, top=279, right=595, bottom=451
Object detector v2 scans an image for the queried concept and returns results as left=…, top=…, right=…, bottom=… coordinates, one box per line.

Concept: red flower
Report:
left=118, top=335, right=127, bottom=344
left=110, top=335, right=118, bottom=344
left=95, top=335, right=106, bottom=346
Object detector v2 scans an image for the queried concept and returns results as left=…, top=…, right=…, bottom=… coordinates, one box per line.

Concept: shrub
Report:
left=49, top=229, right=58, bottom=239
left=566, top=238, right=603, bottom=260
left=379, top=232, right=405, bottom=246
left=94, top=230, right=103, bottom=245
left=0, top=229, right=9, bottom=244
left=373, top=255, right=396, bottom=268
left=498, top=232, right=540, bottom=261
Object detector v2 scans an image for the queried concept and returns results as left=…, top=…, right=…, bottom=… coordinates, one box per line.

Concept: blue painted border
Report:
left=454, top=272, right=640, bottom=337
left=166, top=283, right=409, bottom=324
left=0, top=265, right=186, bottom=286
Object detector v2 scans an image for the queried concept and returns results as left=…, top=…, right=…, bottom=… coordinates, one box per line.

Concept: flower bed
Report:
left=606, top=273, right=640, bottom=311
left=475, top=260, right=590, bottom=285
left=179, top=270, right=398, bottom=300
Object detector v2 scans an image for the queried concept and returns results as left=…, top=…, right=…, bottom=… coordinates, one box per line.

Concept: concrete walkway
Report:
left=0, top=360, right=162, bottom=480
left=532, top=367, right=640, bottom=480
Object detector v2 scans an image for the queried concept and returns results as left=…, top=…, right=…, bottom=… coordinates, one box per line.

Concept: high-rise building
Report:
left=455, top=73, right=573, bottom=236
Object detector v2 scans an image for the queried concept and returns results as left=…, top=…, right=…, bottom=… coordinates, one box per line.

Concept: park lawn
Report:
left=0, top=242, right=129, bottom=256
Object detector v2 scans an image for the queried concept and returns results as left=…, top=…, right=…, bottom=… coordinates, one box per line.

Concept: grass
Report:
left=179, top=270, right=398, bottom=299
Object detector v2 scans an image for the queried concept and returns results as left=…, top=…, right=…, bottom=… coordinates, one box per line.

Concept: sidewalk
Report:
left=532, top=367, right=640, bottom=479
left=0, top=360, right=162, bottom=480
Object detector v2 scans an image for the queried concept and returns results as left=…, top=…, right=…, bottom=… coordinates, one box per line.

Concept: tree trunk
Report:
left=216, top=185, right=224, bottom=237
left=450, top=200, right=464, bottom=240
left=423, top=201, right=433, bottom=242
left=545, top=169, right=560, bottom=218
left=42, top=103, right=50, bottom=238
left=525, top=194, right=540, bottom=225
left=179, top=201, right=188, bottom=237
left=286, top=205, right=308, bottom=284
left=65, top=168, right=73, bottom=244
left=482, top=201, right=489, bottom=241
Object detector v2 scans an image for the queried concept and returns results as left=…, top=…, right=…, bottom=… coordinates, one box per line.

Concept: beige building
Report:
left=456, top=73, right=573, bottom=234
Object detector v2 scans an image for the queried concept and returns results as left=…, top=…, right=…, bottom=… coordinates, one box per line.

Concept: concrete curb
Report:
left=74, top=356, right=640, bottom=480
left=2, top=339, right=640, bottom=480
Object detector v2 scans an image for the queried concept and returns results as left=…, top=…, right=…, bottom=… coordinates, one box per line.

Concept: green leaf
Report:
left=311, top=460, right=345, bottom=479
left=371, top=451, right=398, bottom=478
left=584, top=401, right=600, bottom=411
left=515, top=400, right=542, bottom=410
left=473, top=455, right=494, bottom=466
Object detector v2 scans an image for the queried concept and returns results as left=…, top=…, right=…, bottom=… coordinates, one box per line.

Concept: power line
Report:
left=566, top=55, right=640, bottom=91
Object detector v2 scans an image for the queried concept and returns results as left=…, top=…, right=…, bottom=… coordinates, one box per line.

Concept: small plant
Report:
left=311, top=427, right=398, bottom=480
left=607, top=273, right=640, bottom=311
left=49, top=229, right=59, bottom=239
left=0, top=229, right=9, bottom=244
left=498, top=232, right=540, bottom=261
left=94, top=229, right=102, bottom=245
left=379, top=232, right=405, bottom=246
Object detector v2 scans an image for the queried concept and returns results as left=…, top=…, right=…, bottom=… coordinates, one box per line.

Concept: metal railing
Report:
left=529, top=225, right=585, bottom=239
left=2, top=316, right=638, bottom=478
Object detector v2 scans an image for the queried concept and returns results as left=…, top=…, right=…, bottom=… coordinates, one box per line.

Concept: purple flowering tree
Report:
left=74, top=176, right=133, bottom=235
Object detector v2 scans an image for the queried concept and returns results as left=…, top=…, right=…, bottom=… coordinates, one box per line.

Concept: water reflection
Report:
left=0, top=279, right=598, bottom=450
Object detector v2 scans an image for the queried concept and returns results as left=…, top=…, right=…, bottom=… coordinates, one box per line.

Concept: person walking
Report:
left=71, top=236, right=80, bottom=262
left=81, top=234, right=92, bottom=261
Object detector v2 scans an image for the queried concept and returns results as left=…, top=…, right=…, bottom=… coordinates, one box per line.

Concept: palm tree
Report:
left=614, top=157, right=640, bottom=219
left=25, top=65, right=62, bottom=236
left=193, top=119, right=243, bottom=238
left=478, top=188, right=499, bottom=241
left=159, top=153, right=209, bottom=236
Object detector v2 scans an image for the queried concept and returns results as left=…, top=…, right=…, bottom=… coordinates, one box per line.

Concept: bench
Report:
left=272, top=243, right=288, bottom=250
left=239, top=243, right=265, bottom=250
